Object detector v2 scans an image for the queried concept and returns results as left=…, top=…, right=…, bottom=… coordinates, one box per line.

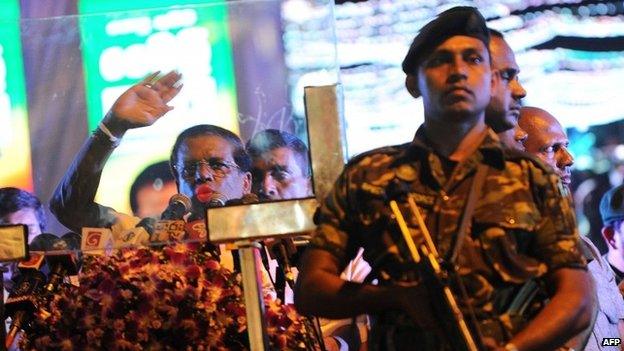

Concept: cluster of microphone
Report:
left=80, top=193, right=263, bottom=254
left=2, top=192, right=304, bottom=347
left=4, top=232, right=81, bottom=348
left=81, top=194, right=206, bottom=254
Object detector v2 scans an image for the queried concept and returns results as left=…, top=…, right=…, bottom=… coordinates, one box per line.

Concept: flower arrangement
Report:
left=20, top=242, right=311, bottom=350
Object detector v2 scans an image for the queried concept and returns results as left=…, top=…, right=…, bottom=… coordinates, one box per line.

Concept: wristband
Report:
left=98, top=121, right=120, bottom=144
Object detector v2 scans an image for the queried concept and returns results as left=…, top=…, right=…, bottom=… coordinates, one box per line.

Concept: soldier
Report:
left=295, top=6, right=594, bottom=351
left=520, top=106, right=624, bottom=350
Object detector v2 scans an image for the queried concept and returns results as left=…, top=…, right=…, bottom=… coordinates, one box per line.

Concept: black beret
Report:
left=600, top=184, right=624, bottom=225
left=402, top=6, right=490, bottom=75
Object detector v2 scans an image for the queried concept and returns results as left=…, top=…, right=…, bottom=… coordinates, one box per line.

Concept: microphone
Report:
left=5, top=259, right=47, bottom=348
left=11, top=250, right=47, bottom=288
left=28, top=233, right=59, bottom=252
left=43, top=238, right=79, bottom=294
left=60, top=232, right=82, bottom=287
left=135, top=217, right=156, bottom=236
left=111, top=217, right=157, bottom=248
left=60, top=232, right=81, bottom=251
left=81, top=227, right=112, bottom=256
left=267, top=239, right=297, bottom=289
left=208, top=192, right=228, bottom=207
left=161, top=194, right=192, bottom=220
left=114, top=220, right=153, bottom=249
left=16, top=252, right=46, bottom=272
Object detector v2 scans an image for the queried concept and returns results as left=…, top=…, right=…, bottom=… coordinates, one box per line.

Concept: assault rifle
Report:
left=389, top=195, right=483, bottom=351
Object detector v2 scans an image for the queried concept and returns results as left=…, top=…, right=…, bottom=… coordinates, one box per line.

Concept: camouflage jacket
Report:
left=310, top=126, right=586, bottom=350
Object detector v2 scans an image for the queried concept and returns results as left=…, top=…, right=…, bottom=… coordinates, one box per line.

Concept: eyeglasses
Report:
left=174, top=159, right=240, bottom=179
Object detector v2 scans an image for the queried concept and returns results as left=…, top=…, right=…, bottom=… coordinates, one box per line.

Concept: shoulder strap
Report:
left=447, top=163, right=489, bottom=266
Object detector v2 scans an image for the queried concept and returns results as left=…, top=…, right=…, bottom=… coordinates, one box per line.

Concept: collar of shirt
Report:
left=390, top=125, right=505, bottom=189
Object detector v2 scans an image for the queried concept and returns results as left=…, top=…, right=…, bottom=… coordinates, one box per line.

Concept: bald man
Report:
left=520, top=106, right=624, bottom=350
left=484, top=29, right=528, bottom=151
left=518, top=106, right=573, bottom=186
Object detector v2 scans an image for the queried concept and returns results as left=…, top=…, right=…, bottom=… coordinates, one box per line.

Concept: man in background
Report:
left=519, top=106, right=574, bottom=187
left=246, top=129, right=313, bottom=201
left=0, top=187, right=47, bottom=290
left=484, top=29, right=527, bottom=151
left=247, top=129, right=369, bottom=350
left=0, top=187, right=46, bottom=244
left=600, top=185, right=624, bottom=292
left=520, top=106, right=624, bottom=350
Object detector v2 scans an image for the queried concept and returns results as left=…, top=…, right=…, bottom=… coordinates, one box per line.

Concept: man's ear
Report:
left=242, top=171, right=252, bottom=194
left=405, top=74, right=420, bottom=98
left=602, top=226, right=617, bottom=249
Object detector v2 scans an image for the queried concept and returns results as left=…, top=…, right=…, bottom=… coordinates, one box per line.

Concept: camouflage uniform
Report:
left=310, top=127, right=586, bottom=350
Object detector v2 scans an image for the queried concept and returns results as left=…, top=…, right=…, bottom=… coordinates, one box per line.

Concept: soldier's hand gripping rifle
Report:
left=389, top=195, right=483, bottom=351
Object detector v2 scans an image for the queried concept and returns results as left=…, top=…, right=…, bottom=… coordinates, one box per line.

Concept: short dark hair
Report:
left=0, top=187, right=46, bottom=231
left=170, top=124, right=251, bottom=179
left=129, top=161, right=175, bottom=214
left=246, top=129, right=311, bottom=177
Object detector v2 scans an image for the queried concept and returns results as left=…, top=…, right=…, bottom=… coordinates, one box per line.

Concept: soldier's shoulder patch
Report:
left=346, top=143, right=409, bottom=168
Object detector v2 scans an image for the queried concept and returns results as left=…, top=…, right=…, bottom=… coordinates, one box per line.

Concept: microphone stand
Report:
left=236, top=241, right=270, bottom=350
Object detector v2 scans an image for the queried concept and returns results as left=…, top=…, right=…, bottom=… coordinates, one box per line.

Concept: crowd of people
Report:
left=1, top=5, right=624, bottom=351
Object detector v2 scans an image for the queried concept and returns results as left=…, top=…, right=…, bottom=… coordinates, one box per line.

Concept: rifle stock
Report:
left=389, top=199, right=481, bottom=351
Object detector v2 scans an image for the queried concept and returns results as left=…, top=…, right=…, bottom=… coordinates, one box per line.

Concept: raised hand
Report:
left=103, top=70, right=183, bottom=136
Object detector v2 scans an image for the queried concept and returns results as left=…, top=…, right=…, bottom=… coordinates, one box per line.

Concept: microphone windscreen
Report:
left=208, top=192, right=227, bottom=207
left=60, top=232, right=81, bottom=250
left=170, top=193, right=192, bottom=210
left=161, top=194, right=192, bottom=220
left=29, top=233, right=59, bottom=252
